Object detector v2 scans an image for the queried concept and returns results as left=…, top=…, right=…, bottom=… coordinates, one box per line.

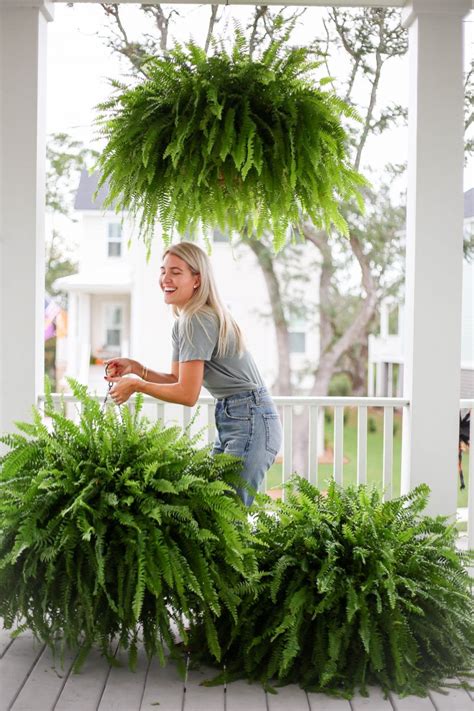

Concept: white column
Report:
left=65, top=292, right=78, bottom=379
left=401, top=0, right=470, bottom=518
left=77, top=293, right=91, bottom=384
left=0, top=1, right=54, bottom=436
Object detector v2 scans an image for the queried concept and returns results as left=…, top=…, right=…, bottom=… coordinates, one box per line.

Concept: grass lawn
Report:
left=265, top=407, right=469, bottom=510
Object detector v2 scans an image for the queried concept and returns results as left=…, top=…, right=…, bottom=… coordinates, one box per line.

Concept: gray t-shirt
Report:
left=172, top=312, right=265, bottom=399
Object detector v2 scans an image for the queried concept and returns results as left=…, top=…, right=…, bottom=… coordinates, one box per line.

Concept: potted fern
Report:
left=0, top=379, right=256, bottom=670
left=189, top=478, right=474, bottom=698
left=95, top=33, right=367, bottom=252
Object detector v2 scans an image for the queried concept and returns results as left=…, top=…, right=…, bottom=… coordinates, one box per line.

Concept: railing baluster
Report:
left=468, top=410, right=474, bottom=551
left=383, top=406, right=394, bottom=500
left=308, top=405, right=319, bottom=486
left=282, top=405, right=293, bottom=500
left=333, top=406, right=344, bottom=485
left=156, top=403, right=165, bottom=424
left=387, top=363, right=394, bottom=397
left=182, top=406, right=191, bottom=431
left=357, top=406, right=368, bottom=485
left=207, top=403, right=216, bottom=446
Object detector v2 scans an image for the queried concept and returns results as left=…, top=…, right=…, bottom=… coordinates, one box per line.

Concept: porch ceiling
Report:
left=53, top=0, right=406, bottom=6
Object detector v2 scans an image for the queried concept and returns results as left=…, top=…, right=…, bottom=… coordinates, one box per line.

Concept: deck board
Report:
left=428, top=678, right=474, bottom=711
left=388, top=691, right=435, bottom=710
left=9, top=644, right=76, bottom=711
left=97, top=646, right=149, bottom=711
left=183, top=667, right=225, bottom=710
left=54, top=646, right=117, bottom=711
left=306, top=693, right=352, bottom=710
left=266, top=684, right=310, bottom=710
left=0, top=632, right=45, bottom=711
left=139, top=656, right=185, bottom=711
left=226, top=679, right=267, bottom=711
left=0, top=625, right=15, bottom=659
left=0, top=626, right=473, bottom=710
left=351, top=686, right=395, bottom=710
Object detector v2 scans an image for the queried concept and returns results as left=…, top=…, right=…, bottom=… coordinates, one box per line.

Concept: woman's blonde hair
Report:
left=163, top=242, right=246, bottom=358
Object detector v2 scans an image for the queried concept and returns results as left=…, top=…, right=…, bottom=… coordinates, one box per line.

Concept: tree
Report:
left=95, top=4, right=409, bottom=475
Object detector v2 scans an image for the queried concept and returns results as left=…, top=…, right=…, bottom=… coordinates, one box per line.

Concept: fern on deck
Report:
left=189, top=478, right=474, bottom=698
left=0, top=377, right=257, bottom=671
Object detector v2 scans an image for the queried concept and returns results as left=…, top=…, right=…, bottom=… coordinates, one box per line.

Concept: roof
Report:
left=465, top=188, right=474, bottom=219
left=52, top=270, right=132, bottom=294
left=74, top=169, right=116, bottom=211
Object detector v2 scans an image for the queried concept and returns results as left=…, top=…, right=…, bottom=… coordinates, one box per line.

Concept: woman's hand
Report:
left=104, top=375, right=139, bottom=406
left=104, top=358, right=138, bottom=378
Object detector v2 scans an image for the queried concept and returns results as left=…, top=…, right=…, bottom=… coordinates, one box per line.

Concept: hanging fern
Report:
left=189, top=478, right=474, bottom=698
left=0, top=378, right=257, bottom=671
left=94, top=32, right=367, bottom=254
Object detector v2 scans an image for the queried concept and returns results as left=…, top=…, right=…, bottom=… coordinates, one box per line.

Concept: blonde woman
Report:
left=104, top=241, right=282, bottom=506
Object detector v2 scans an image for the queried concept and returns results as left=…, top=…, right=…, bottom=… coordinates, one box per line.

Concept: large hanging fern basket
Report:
left=189, top=478, right=474, bottom=698
left=0, top=379, right=256, bottom=671
left=95, top=36, right=367, bottom=252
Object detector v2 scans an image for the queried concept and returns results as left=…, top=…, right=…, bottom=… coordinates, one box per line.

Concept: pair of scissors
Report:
left=101, top=362, right=114, bottom=410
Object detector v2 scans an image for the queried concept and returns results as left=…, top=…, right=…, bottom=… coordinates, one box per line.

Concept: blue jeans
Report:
left=212, top=387, right=283, bottom=506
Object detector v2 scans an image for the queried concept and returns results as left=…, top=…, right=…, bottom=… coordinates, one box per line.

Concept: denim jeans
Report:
left=212, top=386, right=283, bottom=506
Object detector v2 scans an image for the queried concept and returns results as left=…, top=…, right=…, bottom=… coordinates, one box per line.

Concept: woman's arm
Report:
left=105, top=358, right=177, bottom=384
left=140, top=364, right=179, bottom=385
left=134, top=361, right=204, bottom=407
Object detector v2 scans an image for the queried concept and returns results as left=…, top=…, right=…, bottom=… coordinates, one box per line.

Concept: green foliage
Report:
left=189, top=478, right=474, bottom=698
left=0, top=378, right=256, bottom=670
left=368, top=415, right=377, bottom=433
left=95, top=32, right=367, bottom=255
left=328, top=373, right=352, bottom=397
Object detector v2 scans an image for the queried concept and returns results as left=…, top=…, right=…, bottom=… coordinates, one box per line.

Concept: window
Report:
left=289, top=317, right=307, bottom=354
left=105, top=304, right=123, bottom=349
left=108, top=223, right=122, bottom=257
left=289, top=332, right=306, bottom=353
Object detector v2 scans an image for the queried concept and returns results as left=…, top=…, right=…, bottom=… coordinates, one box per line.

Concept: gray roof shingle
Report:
left=74, top=169, right=115, bottom=210
left=464, top=187, right=474, bottom=219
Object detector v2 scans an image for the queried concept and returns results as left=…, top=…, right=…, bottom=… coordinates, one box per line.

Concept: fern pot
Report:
left=95, top=36, right=366, bottom=252
left=189, top=479, right=474, bottom=698
left=0, top=380, right=256, bottom=670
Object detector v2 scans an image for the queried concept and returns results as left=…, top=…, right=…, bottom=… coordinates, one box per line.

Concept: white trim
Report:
left=402, top=0, right=472, bottom=28
left=0, top=2, right=54, bottom=21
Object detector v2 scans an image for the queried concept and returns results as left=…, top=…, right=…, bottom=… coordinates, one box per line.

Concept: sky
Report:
left=45, top=3, right=474, bottom=255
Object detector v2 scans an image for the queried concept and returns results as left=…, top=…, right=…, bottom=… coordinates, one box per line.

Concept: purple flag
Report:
left=45, top=297, right=61, bottom=341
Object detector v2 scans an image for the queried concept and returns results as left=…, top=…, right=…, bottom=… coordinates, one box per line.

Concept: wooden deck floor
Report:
left=1, top=622, right=472, bottom=711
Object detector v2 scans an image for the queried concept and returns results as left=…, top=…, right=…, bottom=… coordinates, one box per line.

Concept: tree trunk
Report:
left=242, top=237, right=292, bottom=396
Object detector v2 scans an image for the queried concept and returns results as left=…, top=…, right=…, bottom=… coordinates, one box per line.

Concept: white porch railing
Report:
left=37, top=394, right=473, bottom=548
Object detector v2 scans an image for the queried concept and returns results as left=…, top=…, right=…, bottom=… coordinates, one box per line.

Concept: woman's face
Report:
left=159, top=253, right=200, bottom=308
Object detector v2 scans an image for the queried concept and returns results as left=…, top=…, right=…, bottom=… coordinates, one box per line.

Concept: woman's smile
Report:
left=160, top=253, right=200, bottom=307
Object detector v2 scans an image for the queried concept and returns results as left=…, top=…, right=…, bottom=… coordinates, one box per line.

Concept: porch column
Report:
left=401, top=0, right=470, bottom=517
left=0, top=1, right=54, bottom=437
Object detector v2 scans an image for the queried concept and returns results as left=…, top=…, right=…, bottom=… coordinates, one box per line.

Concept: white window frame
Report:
left=104, top=303, right=123, bottom=352
left=289, top=316, right=307, bottom=354
left=107, top=223, right=122, bottom=258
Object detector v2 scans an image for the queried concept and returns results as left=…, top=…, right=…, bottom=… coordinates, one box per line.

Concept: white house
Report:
left=368, top=188, right=474, bottom=398
left=53, top=170, right=320, bottom=398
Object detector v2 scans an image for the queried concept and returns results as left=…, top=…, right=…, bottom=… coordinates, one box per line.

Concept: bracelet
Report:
left=141, top=365, right=148, bottom=381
